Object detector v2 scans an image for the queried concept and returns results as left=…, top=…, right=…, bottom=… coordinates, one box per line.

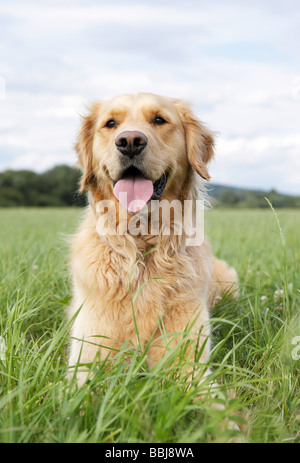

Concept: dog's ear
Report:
left=175, top=100, right=215, bottom=181
left=75, top=103, right=101, bottom=192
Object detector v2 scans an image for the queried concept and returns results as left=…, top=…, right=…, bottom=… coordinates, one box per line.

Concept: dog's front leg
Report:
left=146, top=302, right=211, bottom=377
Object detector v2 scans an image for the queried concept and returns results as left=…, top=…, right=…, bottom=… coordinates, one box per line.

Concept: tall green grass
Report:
left=0, top=207, right=299, bottom=443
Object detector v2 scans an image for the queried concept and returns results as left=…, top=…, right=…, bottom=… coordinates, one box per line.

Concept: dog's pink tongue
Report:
left=113, top=176, right=153, bottom=213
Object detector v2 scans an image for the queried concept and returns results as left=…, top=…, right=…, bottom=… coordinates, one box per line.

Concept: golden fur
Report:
left=68, top=92, right=238, bottom=385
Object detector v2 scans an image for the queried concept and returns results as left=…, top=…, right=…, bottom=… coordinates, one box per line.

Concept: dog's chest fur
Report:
left=70, top=208, right=212, bottom=346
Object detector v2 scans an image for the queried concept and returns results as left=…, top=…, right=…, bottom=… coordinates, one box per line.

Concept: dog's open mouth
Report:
left=113, top=166, right=168, bottom=214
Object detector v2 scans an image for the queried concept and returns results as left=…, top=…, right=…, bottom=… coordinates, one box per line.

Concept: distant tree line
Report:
left=0, top=165, right=299, bottom=208
left=0, top=165, right=87, bottom=207
left=211, top=185, right=300, bottom=208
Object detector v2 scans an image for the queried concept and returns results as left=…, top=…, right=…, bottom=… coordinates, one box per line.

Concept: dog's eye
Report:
left=153, top=116, right=167, bottom=125
left=105, top=120, right=116, bottom=128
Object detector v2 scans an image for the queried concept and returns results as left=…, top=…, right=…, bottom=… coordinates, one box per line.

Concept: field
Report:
left=0, top=207, right=299, bottom=443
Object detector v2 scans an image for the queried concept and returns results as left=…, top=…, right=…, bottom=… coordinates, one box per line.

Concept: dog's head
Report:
left=76, top=93, right=214, bottom=213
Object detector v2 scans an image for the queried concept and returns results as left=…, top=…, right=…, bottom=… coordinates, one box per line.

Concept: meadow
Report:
left=0, top=207, right=299, bottom=443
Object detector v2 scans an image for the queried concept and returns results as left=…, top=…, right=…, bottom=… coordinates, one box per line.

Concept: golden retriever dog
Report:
left=68, top=92, right=238, bottom=386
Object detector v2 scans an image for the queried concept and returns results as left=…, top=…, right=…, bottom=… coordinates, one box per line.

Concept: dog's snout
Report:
left=115, top=131, right=148, bottom=158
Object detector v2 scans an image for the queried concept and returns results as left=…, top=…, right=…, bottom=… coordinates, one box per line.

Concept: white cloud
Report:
left=211, top=134, right=300, bottom=194
left=8, top=151, right=75, bottom=172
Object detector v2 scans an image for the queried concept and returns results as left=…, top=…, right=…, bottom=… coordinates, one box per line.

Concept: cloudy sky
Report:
left=0, top=0, right=299, bottom=194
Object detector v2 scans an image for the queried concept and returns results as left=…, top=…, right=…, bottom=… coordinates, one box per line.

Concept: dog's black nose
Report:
left=115, top=131, right=148, bottom=158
